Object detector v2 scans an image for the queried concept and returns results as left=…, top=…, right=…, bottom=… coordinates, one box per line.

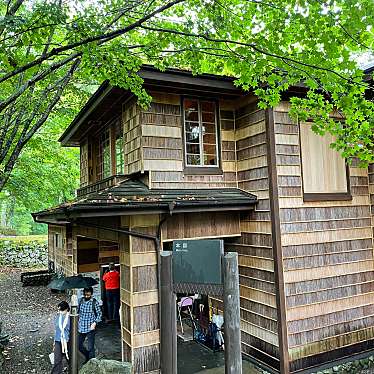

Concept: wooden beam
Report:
left=265, top=108, right=290, bottom=374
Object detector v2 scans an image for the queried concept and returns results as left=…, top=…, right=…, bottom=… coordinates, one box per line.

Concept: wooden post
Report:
left=223, top=252, right=242, bottom=374
left=160, top=251, right=177, bottom=374
left=69, top=294, right=79, bottom=374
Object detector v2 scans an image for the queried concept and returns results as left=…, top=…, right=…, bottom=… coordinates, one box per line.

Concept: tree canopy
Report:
left=0, top=0, right=373, bottom=198
left=0, top=103, right=84, bottom=234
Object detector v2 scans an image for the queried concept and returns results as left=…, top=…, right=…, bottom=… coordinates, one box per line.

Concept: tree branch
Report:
left=0, top=59, right=80, bottom=191
left=140, top=25, right=368, bottom=87
left=0, top=0, right=185, bottom=84
left=0, top=0, right=24, bottom=38
left=0, top=52, right=80, bottom=112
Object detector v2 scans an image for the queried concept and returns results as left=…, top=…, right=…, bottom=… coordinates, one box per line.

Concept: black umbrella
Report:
left=47, top=274, right=98, bottom=291
left=47, top=277, right=67, bottom=290
left=65, top=274, right=98, bottom=289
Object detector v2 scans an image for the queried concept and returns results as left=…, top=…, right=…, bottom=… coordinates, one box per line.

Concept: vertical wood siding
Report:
left=273, top=102, right=374, bottom=373
left=120, top=214, right=160, bottom=373
left=123, top=98, right=142, bottom=175
left=220, top=97, right=280, bottom=371
left=48, top=225, right=73, bottom=275
left=162, top=212, right=240, bottom=241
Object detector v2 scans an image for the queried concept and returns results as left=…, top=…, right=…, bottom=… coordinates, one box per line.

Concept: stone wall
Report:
left=0, top=236, right=48, bottom=267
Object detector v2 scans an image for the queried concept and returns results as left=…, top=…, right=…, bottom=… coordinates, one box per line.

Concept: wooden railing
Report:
left=76, top=175, right=127, bottom=197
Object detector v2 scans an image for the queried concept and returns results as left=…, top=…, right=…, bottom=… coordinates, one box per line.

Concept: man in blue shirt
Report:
left=78, top=286, right=102, bottom=364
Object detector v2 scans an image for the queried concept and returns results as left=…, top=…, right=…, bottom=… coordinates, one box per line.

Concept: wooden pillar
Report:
left=223, top=252, right=242, bottom=374
left=120, top=215, right=161, bottom=373
left=160, top=252, right=177, bottom=374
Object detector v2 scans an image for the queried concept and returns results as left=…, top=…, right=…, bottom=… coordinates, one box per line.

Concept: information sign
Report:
left=172, top=239, right=223, bottom=294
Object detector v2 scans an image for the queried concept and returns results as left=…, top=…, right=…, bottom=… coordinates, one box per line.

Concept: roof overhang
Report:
left=32, top=179, right=257, bottom=225
left=59, top=65, right=244, bottom=146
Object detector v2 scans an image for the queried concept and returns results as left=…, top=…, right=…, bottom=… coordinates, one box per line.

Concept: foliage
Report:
left=6, top=111, right=81, bottom=207
left=0, top=235, right=47, bottom=267
left=0, top=99, right=83, bottom=234
left=0, top=0, right=373, bottom=203
left=0, top=226, right=16, bottom=236
left=0, top=235, right=47, bottom=243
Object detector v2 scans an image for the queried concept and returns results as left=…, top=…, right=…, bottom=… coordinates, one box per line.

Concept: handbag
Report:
left=49, top=352, right=54, bottom=365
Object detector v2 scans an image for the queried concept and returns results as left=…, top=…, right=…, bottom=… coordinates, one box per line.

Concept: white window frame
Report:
left=183, top=98, right=220, bottom=168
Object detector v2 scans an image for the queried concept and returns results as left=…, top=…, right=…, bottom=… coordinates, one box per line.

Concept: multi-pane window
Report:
left=97, top=128, right=111, bottom=180
left=183, top=99, right=219, bottom=167
left=115, top=120, right=124, bottom=174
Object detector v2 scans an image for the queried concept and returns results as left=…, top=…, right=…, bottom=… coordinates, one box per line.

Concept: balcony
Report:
left=76, top=175, right=127, bottom=198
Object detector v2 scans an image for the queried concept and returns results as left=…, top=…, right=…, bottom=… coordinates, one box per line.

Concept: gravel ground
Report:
left=2, top=267, right=374, bottom=374
left=0, top=267, right=66, bottom=374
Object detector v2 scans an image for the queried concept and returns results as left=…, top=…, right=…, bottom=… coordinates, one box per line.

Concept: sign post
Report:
left=160, top=252, right=177, bottom=374
left=223, top=252, right=242, bottom=374
left=69, top=294, right=79, bottom=374
left=161, top=240, right=242, bottom=374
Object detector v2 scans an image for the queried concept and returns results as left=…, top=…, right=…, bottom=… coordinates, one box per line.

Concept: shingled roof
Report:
left=33, top=179, right=257, bottom=223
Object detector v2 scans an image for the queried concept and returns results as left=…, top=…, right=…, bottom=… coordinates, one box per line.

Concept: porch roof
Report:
left=32, top=179, right=257, bottom=224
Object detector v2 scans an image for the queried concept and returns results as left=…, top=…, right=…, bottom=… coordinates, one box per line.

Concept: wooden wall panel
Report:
left=133, top=304, right=159, bottom=333
left=230, top=98, right=280, bottom=371
left=273, top=102, right=374, bottom=372
left=48, top=225, right=73, bottom=275
left=133, top=344, right=160, bottom=373
left=369, top=163, right=374, bottom=216
left=144, top=94, right=238, bottom=189
left=162, top=212, right=241, bottom=241
left=80, top=140, right=89, bottom=187
left=123, top=98, right=142, bottom=175
left=118, top=214, right=161, bottom=373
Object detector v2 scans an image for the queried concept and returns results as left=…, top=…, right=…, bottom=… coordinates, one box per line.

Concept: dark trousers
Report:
left=106, top=289, right=120, bottom=320
left=51, top=341, right=67, bottom=374
left=78, top=330, right=96, bottom=363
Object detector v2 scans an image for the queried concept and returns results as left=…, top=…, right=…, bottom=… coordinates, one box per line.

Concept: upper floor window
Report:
left=183, top=99, right=219, bottom=167
left=97, top=128, right=111, bottom=180
left=299, top=121, right=351, bottom=201
left=115, top=120, right=124, bottom=174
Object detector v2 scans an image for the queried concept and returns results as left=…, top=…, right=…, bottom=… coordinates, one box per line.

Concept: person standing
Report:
left=78, top=287, right=102, bottom=364
left=51, top=301, right=70, bottom=374
left=102, top=263, right=120, bottom=321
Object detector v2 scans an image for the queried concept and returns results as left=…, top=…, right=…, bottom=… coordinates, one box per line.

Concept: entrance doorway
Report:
left=76, top=236, right=122, bottom=363
left=76, top=236, right=120, bottom=320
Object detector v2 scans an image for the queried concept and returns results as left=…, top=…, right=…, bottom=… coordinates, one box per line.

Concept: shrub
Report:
left=0, top=236, right=48, bottom=268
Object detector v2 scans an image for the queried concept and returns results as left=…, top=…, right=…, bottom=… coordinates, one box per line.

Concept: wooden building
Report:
left=34, top=66, right=374, bottom=374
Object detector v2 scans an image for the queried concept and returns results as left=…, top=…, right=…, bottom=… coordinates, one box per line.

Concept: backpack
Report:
left=78, top=297, right=98, bottom=318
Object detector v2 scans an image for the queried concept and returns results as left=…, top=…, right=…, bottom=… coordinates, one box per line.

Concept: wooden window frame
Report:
left=182, top=96, right=222, bottom=175
left=114, top=118, right=124, bottom=175
left=96, top=126, right=111, bottom=181
left=299, top=121, right=352, bottom=202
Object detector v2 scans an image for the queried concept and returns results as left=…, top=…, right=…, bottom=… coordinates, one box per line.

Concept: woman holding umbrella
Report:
left=51, top=301, right=70, bottom=374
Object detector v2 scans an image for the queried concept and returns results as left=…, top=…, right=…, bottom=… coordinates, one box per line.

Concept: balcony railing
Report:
left=76, top=175, right=127, bottom=197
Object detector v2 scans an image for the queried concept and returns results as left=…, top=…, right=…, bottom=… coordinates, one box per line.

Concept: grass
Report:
left=0, top=235, right=47, bottom=243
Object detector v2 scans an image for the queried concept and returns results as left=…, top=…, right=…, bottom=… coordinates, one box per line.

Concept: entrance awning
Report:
left=32, top=179, right=257, bottom=224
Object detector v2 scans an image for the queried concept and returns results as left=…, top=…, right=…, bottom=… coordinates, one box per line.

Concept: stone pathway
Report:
left=177, top=340, right=263, bottom=374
